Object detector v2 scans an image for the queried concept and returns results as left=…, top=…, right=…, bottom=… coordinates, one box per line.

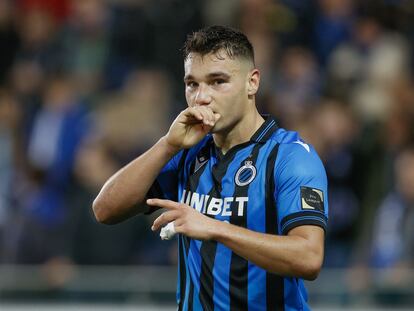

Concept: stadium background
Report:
left=0, top=0, right=414, bottom=310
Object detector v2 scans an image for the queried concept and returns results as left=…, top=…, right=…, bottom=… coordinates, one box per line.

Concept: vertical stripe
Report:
left=190, top=168, right=215, bottom=311
left=177, top=149, right=190, bottom=311
left=229, top=143, right=263, bottom=310
left=212, top=148, right=251, bottom=311
left=191, top=239, right=203, bottom=311
left=188, top=281, right=194, bottom=311
left=212, top=243, right=232, bottom=310
left=182, top=236, right=193, bottom=311
left=178, top=235, right=187, bottom=311
left=182, top=236, right=192, bottom=311
left=199, top=148, right=240, bottom=311
left=198, top=240, right=217, bottom=311
left=183, top=141, right=212, bottom=311
left=246, top=143, right=273, bottom=311
left=177, top=149, right=190, bottom=203
left=265, top=144, right=284, bottom=310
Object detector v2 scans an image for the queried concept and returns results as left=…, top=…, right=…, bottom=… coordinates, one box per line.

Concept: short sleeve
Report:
left=145, top=150, right=186, bottom=213
left=275, top=142, right=328, bottom=235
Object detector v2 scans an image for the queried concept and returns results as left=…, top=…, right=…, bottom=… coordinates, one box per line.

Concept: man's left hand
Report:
left=147, top=198, right=218, bottom=240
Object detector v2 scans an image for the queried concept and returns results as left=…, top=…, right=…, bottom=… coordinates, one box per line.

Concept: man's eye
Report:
left=187, top=82, right=198, bottom=88
left=213, top=79, right=225, bottom=85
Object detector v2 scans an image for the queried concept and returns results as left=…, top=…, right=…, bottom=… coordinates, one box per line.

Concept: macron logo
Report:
left=293, top=140, right=310, bottom=153
left=194, top=155, right=208, bottom=173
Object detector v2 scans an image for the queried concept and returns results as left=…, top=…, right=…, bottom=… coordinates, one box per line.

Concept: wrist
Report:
left=208, top=218, right=229, bottom=241
left=159, top=136, right=181, bottom=157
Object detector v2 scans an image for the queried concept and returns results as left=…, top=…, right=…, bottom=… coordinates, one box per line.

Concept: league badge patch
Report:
left=301, top=186, right=324, bottom=212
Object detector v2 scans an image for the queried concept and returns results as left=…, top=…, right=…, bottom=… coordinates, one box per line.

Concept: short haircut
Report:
left=183, top=25, right=255, bottom=64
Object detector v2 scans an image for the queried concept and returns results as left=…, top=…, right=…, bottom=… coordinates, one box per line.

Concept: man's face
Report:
left=184, top=51, right=256, bottom=133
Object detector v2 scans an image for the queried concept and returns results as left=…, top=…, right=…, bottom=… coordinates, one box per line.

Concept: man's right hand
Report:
left=92, top=106, right=220, bottom=224
left=165, top=106, right=220, bottom=151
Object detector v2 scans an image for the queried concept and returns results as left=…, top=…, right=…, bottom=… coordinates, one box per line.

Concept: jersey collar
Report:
left=250, top=115, right=278, bottom=143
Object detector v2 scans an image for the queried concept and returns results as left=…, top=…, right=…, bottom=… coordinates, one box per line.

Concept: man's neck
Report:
left=213, top=110, right=265, bottom=155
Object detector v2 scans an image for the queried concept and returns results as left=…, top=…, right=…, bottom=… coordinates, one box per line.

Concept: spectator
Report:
left=5, top=74, right=89, bottom=264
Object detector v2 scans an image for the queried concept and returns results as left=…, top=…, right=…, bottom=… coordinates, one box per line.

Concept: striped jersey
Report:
left=148, top=116, right=328, bottom=311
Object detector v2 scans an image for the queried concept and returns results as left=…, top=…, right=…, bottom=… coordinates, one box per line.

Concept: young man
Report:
left=93, top=26, right=328, bottom=310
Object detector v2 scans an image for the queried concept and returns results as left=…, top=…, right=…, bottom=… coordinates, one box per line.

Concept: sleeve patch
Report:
left=301, top=186, right=324, bottom=212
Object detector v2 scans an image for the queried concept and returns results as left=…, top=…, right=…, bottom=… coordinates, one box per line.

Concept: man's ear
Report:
left=247, top=69, right=260, bottom=96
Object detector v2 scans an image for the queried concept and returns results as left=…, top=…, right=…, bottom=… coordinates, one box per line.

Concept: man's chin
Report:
left=210, top=123, right=226, bottom=135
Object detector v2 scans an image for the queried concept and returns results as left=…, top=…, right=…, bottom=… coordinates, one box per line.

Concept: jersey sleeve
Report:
left=275, top=142, right=328, bottom=235
left=145, top=150, right=186, bottom=213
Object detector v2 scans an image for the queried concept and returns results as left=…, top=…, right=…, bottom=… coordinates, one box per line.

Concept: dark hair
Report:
left=183, top=25, right=254, bottom=64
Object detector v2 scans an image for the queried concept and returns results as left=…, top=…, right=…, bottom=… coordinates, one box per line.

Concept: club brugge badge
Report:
left=235, top=160, right=257, bottom=187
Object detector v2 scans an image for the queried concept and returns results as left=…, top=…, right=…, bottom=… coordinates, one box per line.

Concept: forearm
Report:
left=92, top=136, right=179, bottom=224
left=212, top=222, right=324, bottom=280
left=148, top=198, right=324, bottom=279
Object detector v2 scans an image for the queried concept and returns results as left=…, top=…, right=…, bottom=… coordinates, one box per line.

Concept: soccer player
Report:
left=93, top=25, right=328, bottom=310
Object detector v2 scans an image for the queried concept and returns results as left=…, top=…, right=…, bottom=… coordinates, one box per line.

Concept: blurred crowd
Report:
left=0, top=0, right=414, bottom=301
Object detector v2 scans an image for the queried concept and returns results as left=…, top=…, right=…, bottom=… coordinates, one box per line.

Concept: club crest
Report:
left=235, top=160, right=257, bottom=187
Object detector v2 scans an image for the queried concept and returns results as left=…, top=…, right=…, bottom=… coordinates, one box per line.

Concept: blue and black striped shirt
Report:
left=148, top=116, right=328, bottom=311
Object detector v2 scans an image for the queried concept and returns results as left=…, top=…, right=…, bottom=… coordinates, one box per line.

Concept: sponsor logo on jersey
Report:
left=180, top=190, right=248, bottom=217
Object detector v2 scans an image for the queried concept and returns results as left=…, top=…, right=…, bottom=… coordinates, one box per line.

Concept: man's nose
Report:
left=195, top=84, right=212, bottom=106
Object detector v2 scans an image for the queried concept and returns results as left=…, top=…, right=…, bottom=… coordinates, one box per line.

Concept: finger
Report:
left=146, top=198, right=180, bottom=210
left=214, top=113, right=221, bottom=122
left=189, top=106, right=212, bottom=126
left=207, top=107, right=216, bottom=124
left=185, top=107, right=203, bottom=122
left=198, top=106, right=215, bottom=126
left=152, top=210, right=181, bottom=231
left=193, top=106, right=211, bottom=126
left=205, top=107, right=219, bottom=126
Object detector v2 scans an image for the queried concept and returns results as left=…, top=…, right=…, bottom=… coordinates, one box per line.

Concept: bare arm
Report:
left=212, top=222, right=324, bottom=280
left=148, top=199, right=325, bottom=280
left=92, top=137, right=178, bottom=224
left=92, top=106, right=220, bottom=224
